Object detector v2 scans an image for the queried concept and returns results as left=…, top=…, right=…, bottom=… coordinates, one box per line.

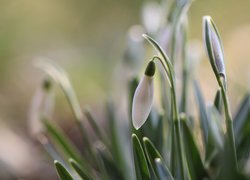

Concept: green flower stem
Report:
left=143, top=34, right=186, bottom=179
left=180, top=22, right=188, bottom=113
left=218, top=77, right=238, bottom=169
left=152, top=56, right=185, bottom=179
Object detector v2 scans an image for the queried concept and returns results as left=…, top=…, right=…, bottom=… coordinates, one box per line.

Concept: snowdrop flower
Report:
left=132, top=61, right=155, bottom=130
left=203, top=16, right=226, bottom=79
left=28, top=78, right=54, bottom=137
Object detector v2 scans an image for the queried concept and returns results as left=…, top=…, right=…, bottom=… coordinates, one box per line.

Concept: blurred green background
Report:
left=0, top=0, right=249, bottom=179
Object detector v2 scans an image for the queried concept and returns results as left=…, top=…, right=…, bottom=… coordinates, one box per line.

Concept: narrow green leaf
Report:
left=69, top=158, right=93, bottom=180
left=233, top=93, right=250, bottom=164
left=36, top=60, right=94, bottom=160
left=107, top=101, right=131, bottom=180
left=193, top=81, right=223, bottom=162
left=206, top=106, right=224, bottom=149
left=170, top=118, right=191, bottom=180
left=96, top=149, right=124, bottom=180
left=214, top=88, right=223, bottom=113
left=43, top=118, right=82, bottom=164
left=233, top=93, right=250, bottom=140
left=38, top=135, right=66, bottom=164
left=141, top=109, right=163, bottom=152
left=54, top=160, right=73, bottom=180
left=155, top=158, right=174, bottom=180
left=154, top=114, right=164, bottom=152
left=132, top=134, right=150, bottom=180
left=180, top=115, right=208, bottom=180
left=143, top=137, right=166, bottom=179
left=193, top=81, right=209, bottom=145
left=84, top=107, right=110, bottom=147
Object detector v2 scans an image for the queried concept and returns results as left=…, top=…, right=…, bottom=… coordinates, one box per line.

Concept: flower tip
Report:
left=144, top=61, right=155, bottom=76
left=132, top=120, right=141, bottom=130
left=142, top=33, right=148, bottom=38
left=203, top=15, right=211, bottom=22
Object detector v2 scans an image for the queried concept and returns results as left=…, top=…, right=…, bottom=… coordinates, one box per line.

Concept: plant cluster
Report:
left=29, top=0, right=250, bottom=179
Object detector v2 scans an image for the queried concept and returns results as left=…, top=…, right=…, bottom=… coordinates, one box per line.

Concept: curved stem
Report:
left=218, top=77, right=238, bottom=170
left=152, top=56, right=185, bottom=179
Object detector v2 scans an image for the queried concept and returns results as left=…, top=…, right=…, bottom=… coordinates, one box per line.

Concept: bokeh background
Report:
left=0, top=0, right=249, bottom=179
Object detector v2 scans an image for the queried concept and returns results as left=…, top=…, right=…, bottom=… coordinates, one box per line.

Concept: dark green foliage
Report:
left=54, top=161, right=73, bottom=180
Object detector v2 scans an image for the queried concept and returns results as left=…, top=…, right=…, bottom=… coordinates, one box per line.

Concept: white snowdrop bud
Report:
left=203, top=16, right=226, bottom=79
left=132, top=61, right=155, bottom=130
left=28, top=78, right=54, bottom=137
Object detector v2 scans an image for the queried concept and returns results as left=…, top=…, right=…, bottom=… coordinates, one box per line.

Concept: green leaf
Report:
left=36, top=60, right=94, bottom=160
left=233, top=93, right=250, bottom=141
left=96, top=148, right=124, bottom=180
left=141, top=109, right=163, bottom=152
left=84, top=107, right=110, bottom=147
left=214, top=88, right=223, bottom=113
left=180, top=115, right=208, bottom=180
left=233, top=93, right=250, bottom=164
left=153, top=114, right=164, bottom=152
left=143, top=137, right=168, bottom=179
left=155, top=158, right=174, bottom=180
left=43, top=118, right=82, bottom=164
left=106, top=101, right=131, bottom=180
left=193, top=81, right=223, bottom=162
left=69, top=158, right=93, bottom=180
left=206, top=106, right=224, bottom=149
left=132, top=134, right=150, bottom=180
left=54, top=160, right=73, bottom=180
left=193, top=81, right=209, bottom=145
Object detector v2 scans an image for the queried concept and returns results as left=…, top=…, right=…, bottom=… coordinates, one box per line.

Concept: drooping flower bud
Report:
left=203, top=16, right=226, bottom=80
left=28, top=78, right=54, bottom=137
left=132, top=61, right=155, bottom=130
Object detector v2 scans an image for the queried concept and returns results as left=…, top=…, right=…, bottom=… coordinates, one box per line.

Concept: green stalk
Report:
left=180, top=21, right=188, bottom=113
left=218, top=77, right=238, bottom=169
left=152, top=56, right=185, bottom=180
left=143, top=34, right=187, bottom=179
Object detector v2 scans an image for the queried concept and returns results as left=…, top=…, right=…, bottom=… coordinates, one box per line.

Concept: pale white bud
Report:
left=28, top=79, right=54, bottom=137
left=203, top=16, right=226, bottom=79
left=132, top=61, right=155, bottom=130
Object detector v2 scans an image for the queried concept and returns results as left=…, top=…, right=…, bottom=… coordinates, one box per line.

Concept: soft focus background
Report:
left=0, top=0, right=249, bottom=179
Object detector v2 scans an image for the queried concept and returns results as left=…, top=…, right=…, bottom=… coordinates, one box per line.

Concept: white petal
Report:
left=28, top=86, right=54, bottom=137
left=203, top=16, right=225, bottom=77
left=132, top=75, right=154, bottom=130
left=210, top=25, right=225, bottom=77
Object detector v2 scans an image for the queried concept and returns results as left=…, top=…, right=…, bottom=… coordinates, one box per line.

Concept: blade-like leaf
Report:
left=132, top=134, right=150, bottom=180
left=36, top=59, right=94, bottom=161
left=193, top=81, right=223, bottom=162
left=43, top=118, right=82, bottom=164
left=96, top=149, right=124, bottom=180
left=54, top=160, right=73, bottom=180
left=143, top=137, right=167, bottom=179
left=141, top=109, right=163, bottom=152
left=69, top=158, right=93, bottom=180
left=233, top=93, right=250, bottom=141
left=206, top=106, right=224, bottom=149
left=155, top=158, right=174, bottom=180
left=180, top=115, right=208, bottom=180
left=107, top=101, right=132, bottom=180
left=233, top=94, right=250, bottom=164
left=84, top=108, right=109, bottom=147
left=193, top=81, right=209, bottom=145
left=214, top=88, right=223, bottom=113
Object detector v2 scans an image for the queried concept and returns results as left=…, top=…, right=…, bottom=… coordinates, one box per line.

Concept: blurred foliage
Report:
left=0, top=0, right=250, bottom=179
